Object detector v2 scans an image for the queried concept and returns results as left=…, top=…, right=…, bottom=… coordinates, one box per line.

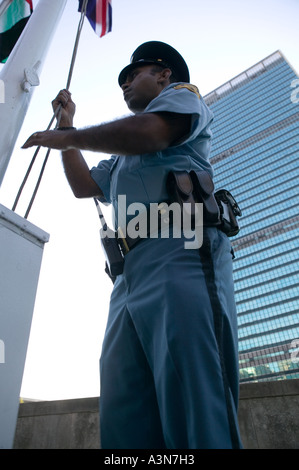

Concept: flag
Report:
left=78, top=0, right=112, bottom=38
left=0, top=0, right=33, bottom=63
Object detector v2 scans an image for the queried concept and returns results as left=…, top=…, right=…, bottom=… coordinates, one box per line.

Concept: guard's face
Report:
left=121, top=65, right=164, bottom=113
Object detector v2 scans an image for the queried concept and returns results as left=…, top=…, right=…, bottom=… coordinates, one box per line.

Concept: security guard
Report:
left=23, top=41, right=243, bottom=449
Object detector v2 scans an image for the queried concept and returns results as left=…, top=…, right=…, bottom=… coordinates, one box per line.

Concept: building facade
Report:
left=204, top=51, right=299, bottom=382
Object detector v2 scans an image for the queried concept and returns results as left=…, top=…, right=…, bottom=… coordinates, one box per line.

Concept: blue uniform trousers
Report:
left=99, top=227, right=243, bottom=449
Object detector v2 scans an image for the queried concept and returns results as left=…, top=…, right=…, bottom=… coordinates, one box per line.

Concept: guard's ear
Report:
left=158, top=68, right=173, bottom=83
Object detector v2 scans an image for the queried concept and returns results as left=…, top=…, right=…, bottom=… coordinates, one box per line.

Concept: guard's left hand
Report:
left=22, top=129, right=74, bottom=150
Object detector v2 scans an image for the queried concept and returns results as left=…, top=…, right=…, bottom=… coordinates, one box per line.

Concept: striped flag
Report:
left=78, top=0, right=112, bottom=38
left=0, top=0, right=33, bottom=63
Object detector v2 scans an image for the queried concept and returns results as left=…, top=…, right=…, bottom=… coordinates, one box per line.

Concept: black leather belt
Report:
left=116, top=192, right=241, bottom=257
left=115, top=201, right=218, bottom=256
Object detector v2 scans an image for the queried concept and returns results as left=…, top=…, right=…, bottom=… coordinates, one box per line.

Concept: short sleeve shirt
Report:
left=90, top=83, right=214, bottom=227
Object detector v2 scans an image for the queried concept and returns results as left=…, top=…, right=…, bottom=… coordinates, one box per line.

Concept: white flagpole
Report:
left=0, top=0, right=13, bottom=17
left=0, top=0, right=68, bottom=186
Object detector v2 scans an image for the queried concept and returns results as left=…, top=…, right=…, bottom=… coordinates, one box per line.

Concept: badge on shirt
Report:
left=173, top=84, right=201, bottom=99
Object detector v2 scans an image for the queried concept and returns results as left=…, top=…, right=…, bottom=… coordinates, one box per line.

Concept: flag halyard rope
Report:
left=12, top=0, right=89, bottom=218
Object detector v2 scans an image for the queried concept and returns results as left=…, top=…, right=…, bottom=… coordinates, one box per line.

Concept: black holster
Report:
left=166, top=169, right=242, bottom=237
left=214, top=189, right=242, bottom=237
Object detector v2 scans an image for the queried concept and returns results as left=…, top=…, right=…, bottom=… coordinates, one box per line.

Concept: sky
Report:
left=0, top=0, right=299, bottom=401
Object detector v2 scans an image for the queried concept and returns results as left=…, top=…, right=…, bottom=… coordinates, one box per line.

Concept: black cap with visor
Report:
left=118, top=41, right=190, bottom=87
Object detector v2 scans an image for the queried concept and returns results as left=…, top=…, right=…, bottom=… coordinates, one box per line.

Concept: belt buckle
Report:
left=117, top=226, right=130, bottom=255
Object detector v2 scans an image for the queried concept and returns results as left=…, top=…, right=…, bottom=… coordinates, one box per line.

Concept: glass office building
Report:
left=204, top=51, right=299, bottom=382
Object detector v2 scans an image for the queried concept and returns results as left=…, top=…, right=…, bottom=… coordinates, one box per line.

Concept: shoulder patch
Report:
left=173, top=84, right=201, bottom=99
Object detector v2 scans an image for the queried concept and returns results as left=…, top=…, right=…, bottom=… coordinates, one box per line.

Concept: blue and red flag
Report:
left=0, top=0, right=33, bottom=63
left=78, top=0, right=112, bottom=38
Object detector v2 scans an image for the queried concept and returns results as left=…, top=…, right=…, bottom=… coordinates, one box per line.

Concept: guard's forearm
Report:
left=70, top=113, right=172, bottom=155
left=61, top=148, right=103, bottom=199
left=22, top=112, right=190, bottom=154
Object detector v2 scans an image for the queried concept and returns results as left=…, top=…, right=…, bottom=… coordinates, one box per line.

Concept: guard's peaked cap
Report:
left=118, top=41, right=190, bottom=87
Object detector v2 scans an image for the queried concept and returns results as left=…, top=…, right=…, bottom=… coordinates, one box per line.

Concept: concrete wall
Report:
left=13, top=379, right=299, bottom=449
left=14, top=397, right=100, bottom=449
left=238, top=379, right=299, bottom=449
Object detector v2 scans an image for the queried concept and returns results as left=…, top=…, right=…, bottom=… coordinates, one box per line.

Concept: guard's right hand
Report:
left=52, top=89, right=76, bottom=127
left=22, top=129, right=76, bottom=150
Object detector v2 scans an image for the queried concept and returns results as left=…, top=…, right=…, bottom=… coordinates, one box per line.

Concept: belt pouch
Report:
left=166, top=170, right=197, bottom=222
left=189, top=169, right=220, bottom=223
left=100, top=226, right=124, bottom=277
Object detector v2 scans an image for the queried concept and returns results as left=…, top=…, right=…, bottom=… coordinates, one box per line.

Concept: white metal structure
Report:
left=0, top=0, right=67, bottom=448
